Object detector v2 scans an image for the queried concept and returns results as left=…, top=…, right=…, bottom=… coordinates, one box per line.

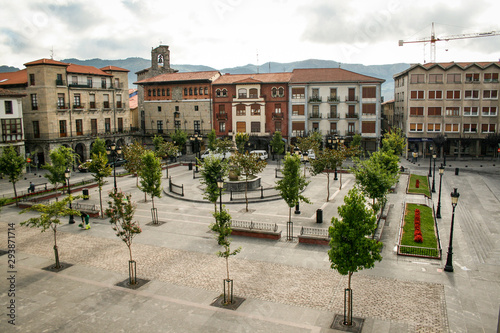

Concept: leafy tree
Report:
left=171, top=129, right=187, bottom=154
left=381, top=128, right=405, bottom=156
left=275, top=153, right=310, bottom=224
left=207, top=129, right=217, bottom=151
left=328, top=187, right=382, bottom=326
left=308, top=131, right=323, bottom=148
left=20, top=195, right=81, bottom=269
left=138, top=150, right=162, bottom=217
left=310, top=147, right=347, bottom=201
left=91, top=137, right=108, bottom=158
left=214, top=137, right=233, bottom=154
left=484, top=133, right=500, bottom=157
left=230, top=152, right=267, bottom=212
left=209, top=208, right=241, bottom=304
left=87, top=152, right=112, bottom=217
left=235, top=132, right=249, bottom=152
left=199, top=155, right=228, bottom=213
left=296, top=134, right=320, bottom=176
left=106, top=190, right=142, bottom=284
left=350, top=134, right=362, bottom=158
left=123, top=141, right=145, bottom=186
left=43, top=146, right=78, bottom=200
left=152, top=135, right=178, bottom=178
left=270, top=131, right=285, bottom=165
left=0, top=146, right=26, bottom=206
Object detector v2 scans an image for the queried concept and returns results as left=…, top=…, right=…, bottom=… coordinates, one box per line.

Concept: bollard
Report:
left=455, top=168, right=459, bottom=176
left=316, top=209, right=323, bottom=223
left=188, top=162, right=192, bottom=170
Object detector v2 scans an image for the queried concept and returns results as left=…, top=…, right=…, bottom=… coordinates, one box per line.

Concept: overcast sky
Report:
left=1, top=0, right=499, bottom=70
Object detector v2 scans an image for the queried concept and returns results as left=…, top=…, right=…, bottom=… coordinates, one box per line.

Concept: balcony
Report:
left=308, top=96, right=322, bottom=103
left=346, top=113, right=359, bottom=119
left=112, top=82, right=124, bottom=90
left=309, top=112, right=322, bottom=119
left=328, top=96, right=340, bottom=103
left=55, top=79, right=66, bottom=86
left=69, top=83, right=91, bottom=88
left=216, top=112, right=228, bottom=120
left=56, top=103, right=70, bottom=110
left=328, top=112, right=339, bottom=119
left=72, top=103, right=85, bottom=110
left=345, top=96, right=359, bottom=103
left=272, top=112, right=283, bottom=119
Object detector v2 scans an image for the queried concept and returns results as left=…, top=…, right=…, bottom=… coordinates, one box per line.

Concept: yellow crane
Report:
left=399, top=22, right=500, bottom=63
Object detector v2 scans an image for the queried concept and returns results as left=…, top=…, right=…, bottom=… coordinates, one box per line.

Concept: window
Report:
left=91, top=119, right=98, bottom=135
left=312, top=88, right=319, bottom=98
left=157, top=120, right=163, bottom=133
left=153, top=89, right=156, bottom=96
left=447, top=73, right=461, bottom=83
left=115, top=78, right=120, bottom=88
left=1, top=119, right=22, bottom=141
left=194, top=120, right=200, bottom=133
left=158, top=106, right=162, bottom=112
left=73, top=93, right=81, bottom=107
left=481, top=124, right=496, bottom=133
left=465, top=73, right=480, bottom=82
left=272, top=87, right=277, bottom=97
left=222, top=89, right=227, bottom=97
left=199, top=87, right=203, bottom=95
left=157, top=88, right=160, bottom=96
left=194, top=88, right=198, bottom=95
left=312, top=122, right=319, bottom=132
left=236, top=121, right=246, bottom=132
left=274, top=103, right=282, bottom=113
left=31, top=94, right=38, bottom=110
left=292, top=121, right=305, bottom=136
left=463, top=124, right=477, bottom=133
left=330, top=105, right=337, bottom=118
left=194, top=105, right=199, bottom=111
left=189, top=88, right=193, bottom=95
left=347, top=122, right=356, bottom=134
left=218, top=104, right=226, bottom=114
left=482, top=107, right=497, bottom=116
left=278, top=87, right=284, bottom=97
left=116, top=95, right=122, bottom=108
left=464, top=90, right=479, bottom=99
left=76, top=119, right=83, bottom=135
left=428, top=90, right=442, bottom=99
left=236, top=104, right=246, bottom=116
left=464, top=107, right=478, bottom=116
left=29, top=73, right=35, bottom=86
left=446, top=90, right=461, bottom=99
left=362, top=103, right=376, bottom=115
left=174, top=111, right=180, bottom=119
left=148, top=89, right=152, bottom=97
left=362, top=86, right=376, bottom=98
left=219, top=122, right=226, bottom=132
left=330, top=88, right=338, bottom=99
left=484, top=73, right=499, bottom=82
left=292, top=104, right=305, bottom=116
left=216, top=89, right=221, bottom=97
left=410, top=90, right=424, bottom=99
left=251, top=104, right=261, bottom=115
left=445, top=124, right=459, bottom=132
left=184, top=88, right=188, bottom=96
left=87, top=77, right=92, bottom=87
left=118, top=118, right=123, bottom=132
left=330, top=122, right=337, bottom=134
left=162, top=89, right=165, bottom=96
left=238, top=88, right=247, bottom=99
left=4, top=101, right=13, bottom=114
left=409, top=123, right=423, bottom=132
left=103, top=94, right=110, bottom=108
left=57, top=94, right=65, bottom=109
left=167, top=88, right=170, bottom=96
left=275, top=121, right=282, bottom=131
left=347, top=105, right=356, bottom=118
left=428, top=107, right=442, bottom=116
left=174, top=120, right=181, bottom=130
left=33, top=121, right=40, bottom=138
left=362, top=121, right=376, bottom=133
left=175, top=106, right=179, bottom=112
left=105, top=118, right=111, bottom=133
left=101, top=78, right=106, bottom=88
left=251, top=122, right=260, bottom=133
left=483, top=90, right=498, bottom=99
left=312, top=105, right=319, bottom=116
left=292, top=88, right=305, bottom=99
left=56, top=74, right=63, bottom=85
left=428, top=74, right=443, bottom=83
left=445, top=107, right=460, bottom=116
left=427, top=123, right=441, bottom=132
left=89, top=94, right=96, bottom=109
left=410, top=107, right=424, bottom=116
left=59, top=120, right=67, bottom=137
left=410, top=74, right=425, bottom=83
left=249, top=88, right=258, bottom=98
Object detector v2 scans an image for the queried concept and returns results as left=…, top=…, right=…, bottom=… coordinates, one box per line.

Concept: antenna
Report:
left=50, top=47, right=54, bottom=59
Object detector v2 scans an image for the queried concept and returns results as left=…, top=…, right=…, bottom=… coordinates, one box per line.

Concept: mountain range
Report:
left=1, top=58, right=412, bottom=100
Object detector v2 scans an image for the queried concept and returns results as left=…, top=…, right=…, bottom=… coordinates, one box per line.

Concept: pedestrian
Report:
left=84, top=212, right=90, bottom=230
left=79, top=212, right=86, bottom=228
left=29, top=182, right=35, bottom=193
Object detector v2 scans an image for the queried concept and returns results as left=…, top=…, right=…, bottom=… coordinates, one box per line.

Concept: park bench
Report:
left=230, top=220, right=281, bottom=240
left=298, top=226, right=330, bottom=245
left=28, top=182, right=48, bottom=193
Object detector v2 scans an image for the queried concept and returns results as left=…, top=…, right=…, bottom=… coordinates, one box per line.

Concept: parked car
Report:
left=200, top=149, right=232, bottom=160
left=298, top=149, right=316, bottom=161
left=250, top=150, right=269, bottom=160
left=107, top=158, right=127, bottom=167
left=78, top=160, right=92, bottom=172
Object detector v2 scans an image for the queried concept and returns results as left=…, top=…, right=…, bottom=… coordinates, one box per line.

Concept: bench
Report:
left=28, top=182, right=48, bottom=193
left=298, top=227, right=330, bottom=245
left=230, top=220, right=281, bottom=240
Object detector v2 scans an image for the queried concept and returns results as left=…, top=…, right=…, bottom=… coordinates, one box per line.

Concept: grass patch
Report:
left=400, top=203, right=439, bottom=257
left=408, top=174, right=431, bottom=197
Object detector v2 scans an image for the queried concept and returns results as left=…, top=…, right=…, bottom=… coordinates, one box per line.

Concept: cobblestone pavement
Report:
left=6, top=223, right=447, bottom=332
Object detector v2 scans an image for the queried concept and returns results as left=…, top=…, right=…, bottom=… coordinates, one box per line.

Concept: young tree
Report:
left=199, top=155, right=228, bottom=213
left=0, top=145, right=26, bottom=206
left=214, top=137, right=233, bottom=154
left=123, top=141, right=145, bottom=186
left=171, top=129, right=187, bottom=154
left=138, top=150, right=162, bottom=222
left=43, top=146, right=78, bottom=200
left=87, top=152, right=112, bottom=217
left=152, top=135, right=178, bottom=178
left=230, top=152, right=267, bottom=212
left=381, top=128, right=405, bottom=156
left=310, top=147, right=347, bottom=201
left=20, top=195, right=81, bottom=269
left=235, top=132, right=249, bottom=152
left=91, top=137, right=108, bottom=158
left=209, top=208, right=241, bottom=304
left=270, top=131, right=285, bottom=164
left=207, top=129, right=217, bottom=151
left=106, top=190, right=142, bottom=284
left=296, top=135, right=320, bottom=175
left=275, top=153, right=310, bottom=225
left=328, top=187, right=382, bottom=326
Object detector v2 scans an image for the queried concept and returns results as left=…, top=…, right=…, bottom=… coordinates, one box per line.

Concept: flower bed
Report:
left=399, top=203, right=439, bottom=258
left=408, top=174, right=431, bottom=197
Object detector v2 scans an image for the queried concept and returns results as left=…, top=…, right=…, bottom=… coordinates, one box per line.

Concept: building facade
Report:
left=0, top=88, right=26, bottom=157
left=0, top=59, right=132, bottom=166
left=394, top=62, right=500, bottom=158
left=381, top=99, right=395, bottom=134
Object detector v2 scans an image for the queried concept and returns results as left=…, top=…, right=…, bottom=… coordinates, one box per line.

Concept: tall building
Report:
left=0, top=88, right=26, bottom=157
left=394, top=62, right=500, bottom=158
left=0, top=59, right=132, bottom=166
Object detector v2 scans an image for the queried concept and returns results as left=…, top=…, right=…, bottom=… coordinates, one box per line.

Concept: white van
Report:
left=200, top=149, right=232, bottom=160
left=250, top=150, right=268, bottom=160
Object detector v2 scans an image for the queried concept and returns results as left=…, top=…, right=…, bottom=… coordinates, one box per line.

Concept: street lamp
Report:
left=444, top=188, right=460, bottom=272
left=217, top=175, right=224, bottom=212
left=190, top=134, right=203, bottom=160
left=431, top=153, right=437, bottom=193
left=428, top=145, right=433, bottom=177
left=106, top=142, right=122, bottom=192
left=333, top=136, right=344, bottom=180
left=436, top=164, right=444, bottom=219
left=65, top=168, right=75, bottom=224
left=302, top=151, right=309, bottom=177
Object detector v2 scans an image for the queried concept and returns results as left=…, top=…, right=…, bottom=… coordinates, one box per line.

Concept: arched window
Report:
left=216, top=89, right=221, bottom=97
left=194, top=88, right=198, bottom=95
left=167, top=88, right=170, bottom=96
left=189, top=88, right=193, bottom=95
left=157, top=88, right=160, bottom=96
left=162, top=89, right=165, bottom=96
left=249, top=88, right=258, bottom=98
left=272, top=87, right=277, bottom=97
left=153, top=89, right=156, bottom=96
left=238, top=88, right=247, bottom=98
left=184, top=88, right=188, bottom=95
left=204, top=87, right=208, bottom=95
left=278, top=87, right=284, bottom=97
left=199, top=87, right=203, bottom=95
left=148, top=89, right=151, bottom=97
left=236, top=104, right=246, bottom=116
left=222, top=89, right=227, bottom=97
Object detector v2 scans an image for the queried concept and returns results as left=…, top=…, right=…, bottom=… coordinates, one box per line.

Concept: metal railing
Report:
left=300, top=226, right=329, bottom=237
left=229, top=186, right=279, bottom=201
left=168, top=177, right=184, bottom=196
left=230, top=220, right=278, bottom=232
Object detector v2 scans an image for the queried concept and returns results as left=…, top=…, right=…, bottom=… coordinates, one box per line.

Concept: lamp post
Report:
left=428, top=145, right=433, bottom=177
left=190, top=134, right=202, bottom=160
left=65, top=168, right=75, bottom=224
left=444, top=188, right=460, bottom=272
left=443, top=135, right=447, bottom=165
left=432, top=153, right=437, bottom=193
left=106, top=142, right=122, bottom=192
left=436, top=164, right=444, bottom=219
left=302, top=152, right=309, bottom=177
left=217, top=175, right=224, bottom=212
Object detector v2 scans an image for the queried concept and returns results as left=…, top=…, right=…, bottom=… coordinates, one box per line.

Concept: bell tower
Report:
left=151, top=45, right=170, bottom=70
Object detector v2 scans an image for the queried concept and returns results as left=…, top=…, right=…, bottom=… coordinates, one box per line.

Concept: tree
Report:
left=199, top=155, right=228, bottom=213
left=138, top=150, right=162, bottom=222
left=296, top=135, right=320, bottom=176
left=91, top=137, right=108, bottom=158
left=275, top=153, right=310, bottom=224
left=105, top=190, right=142, bottom=284
left=0, top=145, right=26, bottom=206
left=235, top=132, right=249, bottom=152
left=207, top=129, right=217, bottom=151
left=214, top=137, right=233, bottom=154
left=230, top=152, right=267, bottom=212
left=123, top=141, right=145, bottom=186
left=270, top=131, right=285, bottom=164
left=152, top=135, right=178, bottom=178
left=43, top=146, right=78, bottom=200
left=350, top=134, right=362, bottom=149
left=209, top=208, right=241, bottom=304
left=381, top=128, right=405, bottom=156
left=171, top=129, right=187, bottom=154
left=484, top=133, right=500, bottom=158
left=20, top=195, right=81, bottom=269
left=310, top=147, right=347, bottom=201
left=87, top=152, right=112, bottom=217
left=328, top=187, right=382, bottom=326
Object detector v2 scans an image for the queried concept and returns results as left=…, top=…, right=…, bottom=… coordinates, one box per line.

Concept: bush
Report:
left=414, top=208, right=423, bottom=242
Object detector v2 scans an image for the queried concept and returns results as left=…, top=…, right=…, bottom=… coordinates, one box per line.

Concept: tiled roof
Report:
left=213, top=72, right=292, bottom=85
left=67, top=64, right=113, bottom=76
left=100, top=66, right=130, bottom=72
left=128, top=89, right=138, bottom=109
left=394, top=61, right=500, bottom=78
left=0, top=69, right=28, bottom=86
left=135, top=71, right=221, bottom=84
left=0, top=87, right=26, bottom=97
left=24, top=58, right=69, bottom=67
left=290, top=68, right=385, bottom=83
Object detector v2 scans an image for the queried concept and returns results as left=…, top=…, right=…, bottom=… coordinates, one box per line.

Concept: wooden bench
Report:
left=230, top=220, right=281, bottom=240
left=298, top=226, right=330, bottom=245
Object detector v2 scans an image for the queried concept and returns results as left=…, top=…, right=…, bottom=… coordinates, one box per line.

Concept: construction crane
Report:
left=399, top=22, right=500, bottom=63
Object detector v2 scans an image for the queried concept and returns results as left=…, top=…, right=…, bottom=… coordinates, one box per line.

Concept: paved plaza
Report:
left=0, top=156, right=499, bottom=332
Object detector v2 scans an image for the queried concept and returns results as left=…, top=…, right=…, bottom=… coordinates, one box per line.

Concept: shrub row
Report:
left=414, top=209, right=423, bottom=243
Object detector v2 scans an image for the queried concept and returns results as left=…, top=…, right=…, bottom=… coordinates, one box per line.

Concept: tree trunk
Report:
left=245, top=178, right=248, bottom=212
left=13, top=182, right=18, bottom=207
left=152, top=196, right=155, bottom=209
left=288, top=206, right=291, bottom=223
left=53, top=226, right=60, bottom=269
left=326, top=172, right=330, bottom=202
left=225, top=254, right=231, bottom=304
left=347, top=271, right=353, bottom=325
left=99, top=187, right=104, bottom=217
